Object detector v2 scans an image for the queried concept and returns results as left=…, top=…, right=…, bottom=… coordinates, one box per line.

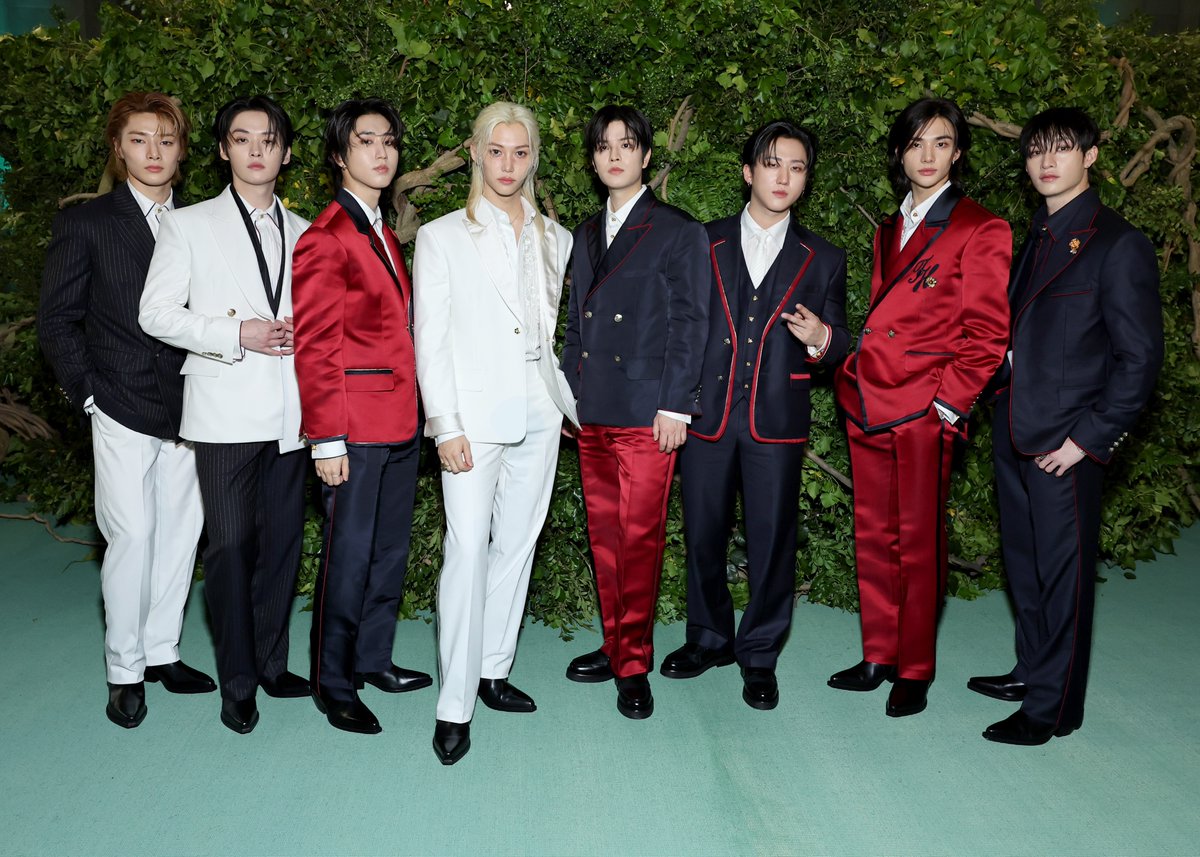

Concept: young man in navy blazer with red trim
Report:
left=292, top=99, right=430, bottom=735
left=560, top=105, right=709, bottom=719
left=972, top=108, right=1162, bottom=746
left=830, top=98, right=1011, bottom=718
left=661, top=121, right=848, bottom=710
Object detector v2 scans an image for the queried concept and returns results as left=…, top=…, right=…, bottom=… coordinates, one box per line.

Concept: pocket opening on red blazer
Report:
left=344, top=368, right=395, bottom=392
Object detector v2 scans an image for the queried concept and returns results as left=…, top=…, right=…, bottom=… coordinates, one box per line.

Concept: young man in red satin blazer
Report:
left=830, top=97, right=1011, bottom=718
left=292, top=98, right=430, bottom=736
left=560, top=105, right=709, bottom=720
left=662, top=120, right=849, bottom=711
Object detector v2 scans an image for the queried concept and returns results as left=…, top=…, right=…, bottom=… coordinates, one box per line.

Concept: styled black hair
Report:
left=1019, top=107, right=1100, bottom=159
left=583, top=105, right=653, bottom=158
left=886, top=97, right=971, bottom=198
left=742, top=119, right=816, bottom=170
left=212, top=94, right=295, bottom=151
left=323, top=98, right=404, bottom=190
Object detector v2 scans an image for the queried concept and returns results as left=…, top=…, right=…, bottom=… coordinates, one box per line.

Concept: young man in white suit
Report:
left=413, top=101, right=578, bottom=765
left=140, top=95, right=311, bottom=734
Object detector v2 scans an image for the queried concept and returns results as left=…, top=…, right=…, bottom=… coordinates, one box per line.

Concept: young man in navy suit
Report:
left=662, top=121, right=849, bottom=710
left=560, top=105, right=709, bottom=719
left=972, top=107, right=1163, bottom=745
left=292, top=98, right=430, bottom=736
left=39, top=92, right=213, bottom=729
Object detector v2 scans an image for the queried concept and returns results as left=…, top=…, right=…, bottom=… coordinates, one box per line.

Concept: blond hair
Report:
left=465, top=101, right=544, bottom=235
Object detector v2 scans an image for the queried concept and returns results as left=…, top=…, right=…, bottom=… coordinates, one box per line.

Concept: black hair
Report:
left=583, top=105, right=653, bottom=159
left=742, top=119, right=816, bottom=170
left=323, top=98, right=404, bottom=190
left=1019, top=107, right=1100, bottom=159
left=886, top=97, right=971, bottom=198
left=212, top=94, right=295, bottom=151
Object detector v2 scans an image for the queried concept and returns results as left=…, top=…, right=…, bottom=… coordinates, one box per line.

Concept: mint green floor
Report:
left=1, top=502, right=1197, bottom=856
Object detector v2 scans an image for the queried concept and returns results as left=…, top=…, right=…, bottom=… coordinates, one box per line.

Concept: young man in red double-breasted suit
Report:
left=831, top=98, right=1011, bottom=717
left=971, top=108, right=1162, bottom=746
left=662, top=121, right=849, bottom=710
left=292, top=98, right=431, bottom=735
left=560, top=105, right=709, bottom=720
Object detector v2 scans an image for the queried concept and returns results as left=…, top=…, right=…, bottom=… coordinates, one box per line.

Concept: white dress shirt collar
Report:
left=605, top=185, right=649, bottom=247
left=127, top=183, right=173, bottom=237
left=899, top=180, right=953, bottom=249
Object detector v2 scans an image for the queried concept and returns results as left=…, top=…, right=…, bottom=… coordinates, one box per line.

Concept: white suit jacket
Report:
left=413, top=202, right=578, bottom=445
left=139, top=186, right=310, bottom=451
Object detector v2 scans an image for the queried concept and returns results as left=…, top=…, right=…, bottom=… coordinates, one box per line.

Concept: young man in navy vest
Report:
left=972, top=107, right=1162, bottom=745
left=560, top=105, right=709, bottom=719
left=40, top=92, right=213, bottom=729
left=663, top=121, right=849, bottom=709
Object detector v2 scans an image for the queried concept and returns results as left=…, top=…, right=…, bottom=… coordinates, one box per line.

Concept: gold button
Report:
left=743, top=383, right=750, bottom=389
left=227, top=308, right=236, bottom=317
left=746, top=338, right=754, bottom=344
left=613, top=314, right=623, bottom=322
left=752, top=295, right=759, bottom=302
left=744, top=361, right=751, bottom=367
left=748, top=316, right=755, bottom=322
left=584, top=311, right=593, bottom=318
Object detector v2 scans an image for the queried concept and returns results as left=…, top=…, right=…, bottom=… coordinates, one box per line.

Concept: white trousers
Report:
left=91, top=404, right=204, bottom=684
left=435, top=362, right=563, bottom=723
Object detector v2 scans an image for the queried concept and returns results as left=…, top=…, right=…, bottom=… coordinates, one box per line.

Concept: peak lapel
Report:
left=586, top=191, right=656, bottom=299
left=209, top=187, right=275, bottom=318
left=111, top=182, right=156, bottom=265
left=870, top=185, right=962, bottom=314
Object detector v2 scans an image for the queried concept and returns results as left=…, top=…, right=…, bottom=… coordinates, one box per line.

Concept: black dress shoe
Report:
left=478, top=678, right=536, bottom=713
left=433, top=720, right=471, bottom=765
left=827, top=660, right=896, bottom=691
left=615, top=673, right=654, bottom=720
left=982, top=710, right=1057, bottom=745
left=566, top=649, right=614, bottom=683
left=741, top=667, right=779, bottom=711
left=260, top=671, right=310, bottom=698
left=220, top=697, right=259, bottom=734
left=312, top=691, right=381, bottom=735
left=660, top=642, right=735, bottom=679
left=967, top=672, right=1027, bottom=702
left=106, top=682, right=147, bottom=729
left=144, top=660, right=216, bottom=694
left=885, top=678, right=929, bottom=717
left=355, top=664, right=433, bottom=693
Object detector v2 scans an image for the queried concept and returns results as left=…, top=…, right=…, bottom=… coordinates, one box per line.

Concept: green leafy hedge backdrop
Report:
left=2, top=0, right=1197, bottom=635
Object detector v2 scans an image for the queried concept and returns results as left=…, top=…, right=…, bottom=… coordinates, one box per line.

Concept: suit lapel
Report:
left=869, top=184, right=962, bottom=315
left=586, top=191, right=656, bottom=300
left=210, top=186, right=275, bottom=318
left=762, top=221, right=813, bottom=313
left=334, top=189, right=404, bottom=291
left=1018, top=193, right=1101, bottom=316
left=463, top=207, right=522, bottom=324
left=584, top=215, right=605, bottom=274
left=710, top=223, right=741, bottom=336
left=111, top=182, right=156, bottom=266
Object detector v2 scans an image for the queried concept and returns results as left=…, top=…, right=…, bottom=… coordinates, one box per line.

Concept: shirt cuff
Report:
left=83, top=395, right=96, bottom=416
left=933, top=402, right=959, bottom=425
left=806, top=324, right=832, bottom=360
left=311, top=440, right=348, bottom=459
left=657, top=409, right=692, bottom=425
left=436, top=430, right=466, bottom=446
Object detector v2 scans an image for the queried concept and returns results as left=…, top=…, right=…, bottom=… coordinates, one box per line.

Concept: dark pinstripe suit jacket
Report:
left=38, top=182, right=186, bottom=439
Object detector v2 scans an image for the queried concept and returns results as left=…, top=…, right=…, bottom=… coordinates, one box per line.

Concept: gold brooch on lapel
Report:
left=925, top=276, right=937, bottom=288
left=1069, top=238, right=1081, bottom=255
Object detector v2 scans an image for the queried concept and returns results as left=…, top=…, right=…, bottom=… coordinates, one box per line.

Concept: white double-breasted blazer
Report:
left=413, top=201, right=578, bottom=445
left=139, top=186, right=310, bottom=451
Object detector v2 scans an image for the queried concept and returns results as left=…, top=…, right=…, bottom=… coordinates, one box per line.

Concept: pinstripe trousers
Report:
left=193, top=441, right=307, bottom=701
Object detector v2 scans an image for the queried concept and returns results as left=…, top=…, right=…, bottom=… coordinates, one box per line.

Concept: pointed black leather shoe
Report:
left=566, top=649, right=613, bottom=683
left=220, top=697, right=259, bottom=734
left=106, top=682, right=147, bottom=729
left=312, top=691, right=381, bottom=735
left=615, top=673, right=654, bottom=720
left=967, top=672, right=1027, bottom=702
left=433, top=720, right=471, bottom=765
left=885, top=678, right=929, bottom=717
left=827, top=660, right=896, bottom=691
left=144, top=660, right=216, bottom=694
left=355, top=664, right=433, bottom=693
left=660, top=642, right=735, bottom=679
left=478, top=678, right=536, bottom=713
left=260, top=671, right=310, bottom=698
left=741, top=667, right=779, bottom=710
left=982, top=710, right=1058, bottom=745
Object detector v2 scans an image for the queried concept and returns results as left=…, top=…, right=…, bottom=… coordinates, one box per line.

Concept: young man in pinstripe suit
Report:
left=39, top=92, right=214, bottom=730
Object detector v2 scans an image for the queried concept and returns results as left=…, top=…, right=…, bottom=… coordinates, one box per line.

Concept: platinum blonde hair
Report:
left=466, top=101, right=544, bottom=234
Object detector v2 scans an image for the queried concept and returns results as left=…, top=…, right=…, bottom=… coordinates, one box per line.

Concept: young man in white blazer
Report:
left=139, top=95, right=311, bottom=734
left=413, top=101, right=578, bottom=765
